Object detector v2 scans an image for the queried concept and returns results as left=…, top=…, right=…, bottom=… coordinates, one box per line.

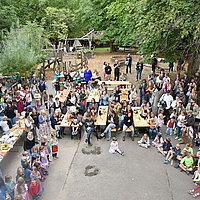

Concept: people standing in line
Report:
left=136, top=59, right=143, bottom=81
left=84, top=66, right=92, bottom=84
left=113, top=60, right=120, bottom=81
left=152, top=56, right=157, bottom=74
left=105, top=63, right=112, bottom=81
left=126, top=54, right=132, bottom=74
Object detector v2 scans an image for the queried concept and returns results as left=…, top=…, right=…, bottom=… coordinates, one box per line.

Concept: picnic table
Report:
left=132, top=107, right=150, bottom=128
left=55, top=89, right=70, bottom=103
left=120, top=89, right=129, bottom=102
left=0, top=118, right=25, bottom=162
left=60, top=106, right=77, bottom=127
left=94, top=106, right=108, bottom=126
left=87, top=89, right=100, bottom=103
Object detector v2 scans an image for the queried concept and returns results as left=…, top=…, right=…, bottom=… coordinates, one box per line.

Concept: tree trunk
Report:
left=187, top=52, right=200, bottom=76
left=110, top=40, right=113, bottom=53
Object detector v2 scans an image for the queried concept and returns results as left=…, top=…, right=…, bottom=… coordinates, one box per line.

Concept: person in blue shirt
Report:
left=136, top=59, right=143, bottom=81
left=54, top=69, right=60, bottom=80
left=0, top=177, right=7, bottom=200
left=37, top=79, right=48, bottom=106
left=84, top=66, right=92, bottom=83
left=100, top=91, right=109, bottom=106
left=87, top=81, right=94, bottom=90
left=31, top=74, right=39, bottom=83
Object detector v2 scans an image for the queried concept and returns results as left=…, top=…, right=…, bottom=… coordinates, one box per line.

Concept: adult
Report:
left=159, top=90, right=173, bottom=124
left=169, top=62, right=174, bottom=72
left=148, top=71, right=156, bottom=83
left=31, top=74, right=38, bottom=83
left=177, top=57, right=184, bottom=72
left=15, top=91, right=24, bottom=115
left=31, top=80, right=37, bottom=102
left=100, top=91, right=109, bottom=106
left=24, top=132, right=35, bottom=155
left=0, top=104, right=4, bottom=121
left=103, top=62, right=107, bottom=81
left=180, top=110, right=195, bottom=147
left=139, top=79, right=147, bottom=105
left=152, top=56, right=157, bottom=74
left=105, top=63, right=112, bottom=81
left=37, top=79, right=48, bottom=106
left=4, top=101, right=17, bottom=126
left=122, top=112, right=134, bottom=141
left=38, top=110, right=51, bottom=140
left=126, top=54, right=132, bottom=74
left=24, top=112, right=34, bottom=135
left=5, top=78, right=11, bottom=91
left=39, top=73, right=46, bottom=82
left=0, top=177, right=7, bottom=200
left=53, top=97, right=62, bottom=114
left=136, top=59, right=143, bottom=81
left=50, top=111, right=62, bottom=138
left=186, top=98, right=199, bottom=118
left=114, top=60, right=120, bottom=81
left=54, top=69, right=60, bottom=80
left=31, top=108, right=40, bottom=142
left=84, top=66, right=92, bottom=83
left=101, top=110, right=119, bottom=141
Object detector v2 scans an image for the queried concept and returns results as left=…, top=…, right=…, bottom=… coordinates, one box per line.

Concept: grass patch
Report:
left=95, top=47, right=110, bottom=52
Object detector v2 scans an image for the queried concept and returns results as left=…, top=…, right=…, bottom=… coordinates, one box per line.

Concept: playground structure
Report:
left=42, top=29, right=95, bottom=72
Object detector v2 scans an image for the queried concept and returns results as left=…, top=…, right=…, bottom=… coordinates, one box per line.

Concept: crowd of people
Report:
left=0, top=54, right=200, bottom=199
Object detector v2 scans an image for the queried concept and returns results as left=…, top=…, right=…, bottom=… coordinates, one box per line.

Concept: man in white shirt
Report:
left=160, top=90, right=173, bottom=124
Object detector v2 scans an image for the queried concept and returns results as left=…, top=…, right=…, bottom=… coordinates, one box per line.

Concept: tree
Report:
left=0, top=22, right=47, bottom=74
left=41, top=7, right=74, bottom=44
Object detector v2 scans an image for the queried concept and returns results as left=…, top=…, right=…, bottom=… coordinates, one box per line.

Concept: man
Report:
left=37, top=79, right=48, bottom=106
left=148, top=71, right=156, bottom=83
left=160, top=90, right=173, bottom=124
left=164, top=143, right=181, bottom=164
left=136, top=59, right=143, bottom=81
left=180, top=110, right=195, bottom=146
left=105, top=63, right=112, bottom=80
left=175, top=101, right=185, bottom=116
left=183, top=72, right=190, bottom=88
left=126, top=54, right=132, bottom=74
left=84, top=113, right=95, bottom=146
left=31, top=74, right=38, bottom=83
left=122, top=112, right=134, bottom=141
left=139, top=79, right=147, bottom=106
left=179, top=152, right=193, bottom=175
left=186, top=98, right=199, bottom=118
left=101, top=110, right=119, bottom=141
left=84, top=66, right=92, bottom=83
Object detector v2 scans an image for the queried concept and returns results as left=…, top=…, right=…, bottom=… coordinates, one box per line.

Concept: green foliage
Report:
left=41, top=7, right=74, bottom=44
left=0, top=23, right=46, bottom=74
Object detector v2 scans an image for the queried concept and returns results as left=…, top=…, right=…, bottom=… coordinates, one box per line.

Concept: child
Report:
left=30, top=166, right=42, bottom=193
left=179, top=152, right=193, bottom=175
left=163, top=143, right=181, bottom=164
left=14, top=177, right=29, bottom=200
left=175, top=110, right=186, bottom=141
left=39, top=146, right=49, bottom=169
left=25, top=90, right=32, bottom=107
left=5, top=175, right=15, bottom=200
left=43, top=90, right=48, bottom=110
left=50, top=133, right=59, bottom=159
left=23, top=162, right=31, bottom=186
left=29, top=178, right=40, bottom=200
left=129, top=88, right=137, bottom=107
left=157, top=108, right=165, bottom=133
left=195, top=132, right=200, bottom=150
left=138, top=134, right=150, bottom=149
left=34, top=90, right=41, bottom=109
left=48, top=94, right=54, bottom=116
left=0, top=116, right=10, bottom=134
left=71, top=118, right=80, bottom=139
left=152, top=133, right=164, bottom=148
left=31, top=146, right=39, bottom=159
left=109, top=137, right=124, bottom=156
left=148, top=118, right=157, bottom=141
left=16, top=167, right=26, bottom=183
left=158, top=137, right=172, bottom=156
left=42, top=136, right=51, bottom=162
left=165, top=116, right=175, bottom=137
left=21, top=151, right=30, bottom=167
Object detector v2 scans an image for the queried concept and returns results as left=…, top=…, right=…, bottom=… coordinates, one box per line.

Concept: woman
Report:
left=4, top=101, right=17, bottom=126
left=24, top=112, right=34, bottom=135
left=100, top=91, right=109, bottom=106
left=24, top=132, right=35, bottom=156
left=15, top=91, right=24, bottom=115
left=31, top=80, right=37, bottom=101
left=53, top=97, right=62, bottom=113
left=114, top=60, right=120, bottom=81
left=31, top=108, right=40, bottom=142
left=89, top=98, right=99, bottom=111
left=103, top=62, right=106, bottom=81
left=38, top=109, right=51, bottom=140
